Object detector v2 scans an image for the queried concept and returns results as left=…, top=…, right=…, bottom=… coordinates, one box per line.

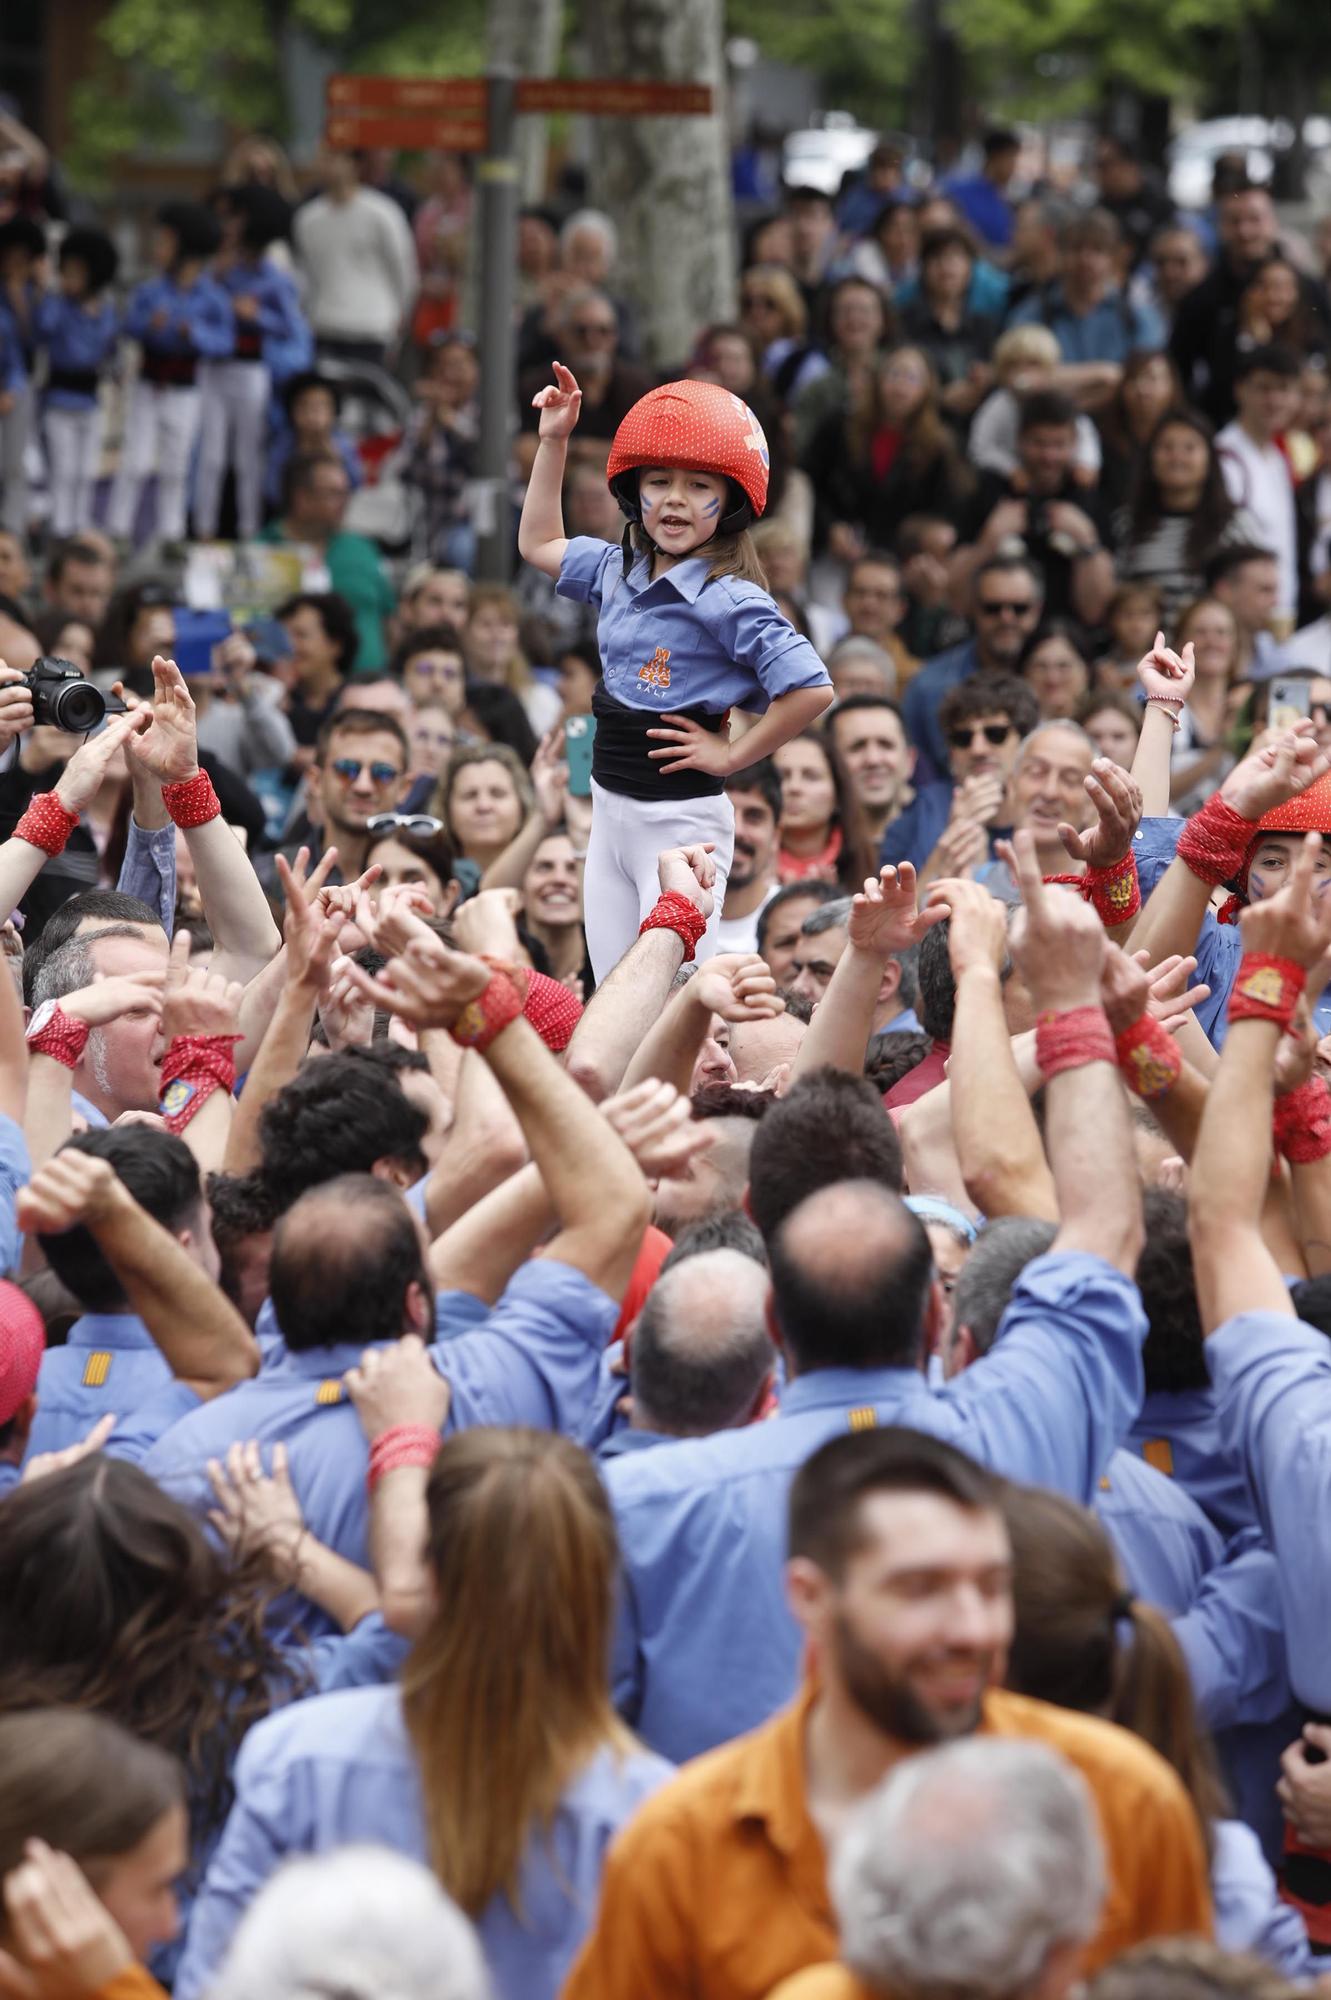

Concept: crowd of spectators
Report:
left=0, top=105, right=1327, bottom=2000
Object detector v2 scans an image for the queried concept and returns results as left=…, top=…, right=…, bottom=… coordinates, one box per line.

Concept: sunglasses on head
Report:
left=367, top=812, right=446, bottom=836
left=331, top=757, right=400, bottom=785
left=949, top=723, right=1015, bottom=749
left=977, top=599, right=1036, bottom=618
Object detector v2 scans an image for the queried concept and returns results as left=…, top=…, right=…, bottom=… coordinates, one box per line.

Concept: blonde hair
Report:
left=744, top=263, right=808, bottom=341
left=401, top=1430, right=637, bottom=1916
left=464, top=584, right=533, bottom=696
left=432, top=742, right=533, bottom=846
left=992, top=324, right=1061, bottom=379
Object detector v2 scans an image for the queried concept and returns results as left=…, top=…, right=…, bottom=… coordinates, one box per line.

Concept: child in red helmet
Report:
left=518, top=361, right=833, bottom=980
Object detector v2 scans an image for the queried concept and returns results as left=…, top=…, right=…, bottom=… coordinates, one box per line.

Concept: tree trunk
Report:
left=487, top=0, right=562, bottom=201
left=582, top=0, right=735, bottom=370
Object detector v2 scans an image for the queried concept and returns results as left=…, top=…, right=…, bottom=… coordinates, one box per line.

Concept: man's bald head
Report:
left=268, top=1174, right=431, bottom=1352
left=770, top=1179, right=933, bottom=1376
left=631, top=1249, right=773, bottom=1437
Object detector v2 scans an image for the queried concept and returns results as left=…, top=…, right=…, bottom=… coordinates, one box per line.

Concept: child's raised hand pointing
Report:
left=531, top=361, right=583, bottom=440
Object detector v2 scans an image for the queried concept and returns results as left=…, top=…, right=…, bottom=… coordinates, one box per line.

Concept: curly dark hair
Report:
left=0, top=1457, right=305, bottom=1849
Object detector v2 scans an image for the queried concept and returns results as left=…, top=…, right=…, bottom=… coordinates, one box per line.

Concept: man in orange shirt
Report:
left=563, top=1429, right=1212, bottom=2000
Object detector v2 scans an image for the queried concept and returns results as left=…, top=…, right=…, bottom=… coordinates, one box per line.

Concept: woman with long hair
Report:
left=462, top=585, right=560, bottom=736
left=1097, top=350, right=1183, bottom=514
left=175, top=1429, right=672, bottom=2000
left=1003, top=1483, right=1314, bottom=1979
left=0, top=1709, right=186, bottom=1997
left=363, top=817, right=460, bottom=919
left=0, top=1459, right=304, bottom=1860
left=804, top=344, right=974, bottom=558
left=1115, top=411, right=1264, bottom=627
left=773, top=729, right=875, bottom=888
left=1017, top=617, right=1093, bottom=722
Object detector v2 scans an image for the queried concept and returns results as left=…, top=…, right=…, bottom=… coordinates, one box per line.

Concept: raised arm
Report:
left=125, top=656, right=281, bottom=986
left=17, top=1150, right=260, bottom=1397
left=517, top=362, right=580, bottom=577
left=928, top=879, right=1058, bottom=1222
left=794, top=863, right=944, bottom=1078
left=621, top=954, right=782, bottom=1096
left=0, top=706, right=149, bottom=923
left=1189, top=836, right=1331, bottom=1329
left=155, top=931, right=246, bottom=1176
left=223, top=855, right=341, bottom=1176
left=564, top=844, right=715, bottom=1101
left=348, top=922, right=651, bottom=1300
left=1132, top=724, right=1331, bottom=971
left=1005, top=832, right=1144, bottom=1273
left=346, top=1338, right=451, bottom=1636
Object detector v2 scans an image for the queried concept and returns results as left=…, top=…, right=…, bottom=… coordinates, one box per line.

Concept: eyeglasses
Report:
left=976, top=599, right=1037, bottom=619
left=948, top=722, right=1016, bottom=748
left=367, top=812, right=446, bottom=836
left=571, top=322, right=616, bottom=337
left=331, top=758, right=401, bottom=785
left=741, top=293, right=779, bottom=309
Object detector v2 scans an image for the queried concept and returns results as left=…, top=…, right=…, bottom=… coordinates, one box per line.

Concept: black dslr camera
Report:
left=23, top=658, right=127, bottom=734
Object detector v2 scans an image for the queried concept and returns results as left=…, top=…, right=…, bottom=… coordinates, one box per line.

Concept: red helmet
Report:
left=606, top=379, right=770, bottom=535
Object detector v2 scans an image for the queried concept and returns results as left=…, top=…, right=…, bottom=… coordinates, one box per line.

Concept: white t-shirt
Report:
left=714, top=883, right=780, bottom=957
left=293, top=189, right=418, bottom=344
left=1216, top=423, right=1298, bottom=620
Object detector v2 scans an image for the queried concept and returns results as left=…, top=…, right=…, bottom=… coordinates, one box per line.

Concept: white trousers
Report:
left=0, top=385, right=31, bottom=536
left=583, top=780, right=735, bottom=987
left=193, top=359, right=271, bottom=541
left=46, top=404, right=105, bottom=538
left=108, top=381, right=201, bottom=542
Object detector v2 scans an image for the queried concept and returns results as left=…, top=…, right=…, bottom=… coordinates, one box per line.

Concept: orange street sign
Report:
left=515, top=79, right=712, bottom=115
left=326, top=75, right=486, bottom=112
left=325, top=114, right=489, bottom=152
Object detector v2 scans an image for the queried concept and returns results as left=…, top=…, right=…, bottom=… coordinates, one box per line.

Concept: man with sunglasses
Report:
left=883, top=674, right=1037, bottom=878
left=902, top=556, right=1044, bottom=783
left=516, top=285, right=651, bottom=478
left=262, top=709, right=410, bottom=894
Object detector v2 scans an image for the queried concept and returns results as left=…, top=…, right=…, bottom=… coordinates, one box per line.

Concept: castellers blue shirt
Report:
left=34, top=294, right=119, bottom=409
left=555, top=534, right=829, bottom=717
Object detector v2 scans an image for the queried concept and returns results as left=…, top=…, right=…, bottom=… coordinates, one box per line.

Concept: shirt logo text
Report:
left=638, top=646, right=672, bottom=691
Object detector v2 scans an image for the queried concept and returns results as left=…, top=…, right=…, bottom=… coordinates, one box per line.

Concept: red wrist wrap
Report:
left=158, top=1032, right=239, bottom=1134
left=1176, top=794, right=1257, bottom=888
left=15, top=791, right=79, bottom=858
left=1228, top=954, right=1307, bottom=1031
left=1114, top=1013, right=1182, bottom=1100
left=161, top=770, right=220, bottom=829
left=449, top=962, right=528, bottom=1055
left=1081, top=852, right=1142, bottom=928
left=1035, top=1005, right=1117, bottom=1079
left=27, top=1005, right=90, bottom=1070
left=639, top=891, right=707, bottom=962
left=367, top=1423, right=442, bottom=1494
left=1274, top=1076, right=1331, bottom=1164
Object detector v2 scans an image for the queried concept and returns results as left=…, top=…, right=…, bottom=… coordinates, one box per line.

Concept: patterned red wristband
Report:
left=1114, top=1012, right=1182, bottom=1100
left=449, top=964, right=526, bottom=1054
left=1176, top=794, right=1258, bottom=888
left=1274, top=1076, right=1331, bottom=1164
left=639, top=891, right=707, bottom=962
left=14, top=791, right=79, bottom=858
left=25, top=1002, right=90, bottom=1070
left=367, top=1423, right=442, bottom=1494
left=1082, top=852, right=1142, bottom=929
left=1035, top=1005, right=1117, bottom=1079
left=161, top=769, right=220, bottom=829
left=1228, top=954, right=1307, bottom=1031
left=158, top=1032, right=240, bottom=1134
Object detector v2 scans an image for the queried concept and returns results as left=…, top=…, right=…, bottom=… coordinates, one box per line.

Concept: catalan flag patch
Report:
left=81, top=1352, right=112, bottom=1389
left=315, top=1380, right=344, bottom=1407
left=847, top=1407, right=878, bottom=1433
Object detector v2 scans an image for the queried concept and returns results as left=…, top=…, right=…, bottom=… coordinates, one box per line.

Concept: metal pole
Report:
left=474, top=71, right=520, bottom=582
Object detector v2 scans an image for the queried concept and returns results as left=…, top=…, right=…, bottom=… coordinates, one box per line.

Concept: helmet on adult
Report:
left=606, top=379, right=771, bottom=538
left=1220, top=768, right=1331, bottom=921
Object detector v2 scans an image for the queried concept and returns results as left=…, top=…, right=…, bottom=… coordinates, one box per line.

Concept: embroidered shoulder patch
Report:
left=315, top=1380, right=344, bottom=1407
left=82, top=1351, right=112, bottom=1388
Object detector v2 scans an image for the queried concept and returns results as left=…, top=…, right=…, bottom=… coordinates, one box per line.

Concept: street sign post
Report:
left=324, top=70, right=716, bottom=579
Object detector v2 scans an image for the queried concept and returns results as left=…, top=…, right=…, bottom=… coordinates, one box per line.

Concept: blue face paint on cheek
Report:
left=1248, top=868, right=1273, bottom=902
left=641, top=490, right=657, bottom=516
left=702, top=497, right=721, bottom=517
